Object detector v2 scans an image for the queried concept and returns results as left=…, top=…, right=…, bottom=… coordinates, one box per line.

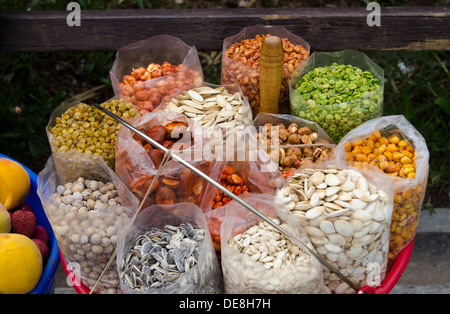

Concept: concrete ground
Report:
left=53, top=207, right=450, bottom=294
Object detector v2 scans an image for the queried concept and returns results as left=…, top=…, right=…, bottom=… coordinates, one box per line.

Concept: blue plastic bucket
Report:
left=0, top=153, right=60, bottom=294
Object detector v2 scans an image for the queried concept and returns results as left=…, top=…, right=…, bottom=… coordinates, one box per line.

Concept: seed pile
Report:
left=51, top=177, right=129, bottom=294
left=223, top=33, right=309, bottom=114
left=277, top=165, right=391, bottom=294
left=291, top=63, right=382, bottom=142
left=223, top=218, right=323, bottom=294
left=49, top=99, right=138, bottom=168
left=53, top=177, right=120, bottom=212
left=120, top=223, right=205, bottom=292
left=163, top=86, right=252, bottom=129
left=256, top=122, right=332, bottom=177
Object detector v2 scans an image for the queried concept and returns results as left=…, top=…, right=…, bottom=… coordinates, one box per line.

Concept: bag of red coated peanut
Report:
left=110, top=35, right=204, bottom=115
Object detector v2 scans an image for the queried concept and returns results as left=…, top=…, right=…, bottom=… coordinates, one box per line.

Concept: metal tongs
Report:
left=92, top=103, right=360, bottom=292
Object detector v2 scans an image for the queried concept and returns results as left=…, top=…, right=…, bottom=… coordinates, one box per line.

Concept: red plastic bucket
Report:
left=59, top=250, right=92, bottom=294
left=358, top=238, right=415, bottom=294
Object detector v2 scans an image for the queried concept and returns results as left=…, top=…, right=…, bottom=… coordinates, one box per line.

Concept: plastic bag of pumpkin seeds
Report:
left=220, top=193, right=327, bottom=294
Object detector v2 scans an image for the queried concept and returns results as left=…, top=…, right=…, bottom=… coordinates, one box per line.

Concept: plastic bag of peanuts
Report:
left=110, top=35, right=204, bottom=115
left=37, top=151, right=139, bottom=294
left=249, top=112, right=336, bottom=178
left=219, top=193, right=327, bottom=294
left=116, top=202, right=222, bottom=294
left=221, top=24, right=310, bottom=116
left=115, top=110, right=226, bottom=208
left=333, top=115, right=430, bottom=267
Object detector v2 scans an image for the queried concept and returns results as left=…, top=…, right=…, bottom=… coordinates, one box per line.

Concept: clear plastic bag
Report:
left=248, top=112, right=335, bottom=178
left=201, top=157, right=286, bottom=259
left=115, top=110, right=225, bottom=208
left=219, top=193, right=326, bottom=294
left=116, top=202, right=222, bottom=294
left=158, top=82, right=253, bottom=141
left=278, top=161, right=394, bottom=293
left=333, top=115, right=430, bottom=266
left=46, top=97, right=139, bottom=169
left=36, top=151, right=139, bottom=294
left=221, top=24, right=310, bottom=115
left=110, top=35, right=204, bottom=115
left=289, top=50, right=384, bottom=143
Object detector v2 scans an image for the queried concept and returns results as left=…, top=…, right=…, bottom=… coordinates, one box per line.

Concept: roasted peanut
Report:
left=222, top=34, right=308, bottom=115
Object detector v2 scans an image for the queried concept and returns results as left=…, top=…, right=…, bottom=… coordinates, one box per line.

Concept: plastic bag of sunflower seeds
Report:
left=117, top=202, right=223, bottom=294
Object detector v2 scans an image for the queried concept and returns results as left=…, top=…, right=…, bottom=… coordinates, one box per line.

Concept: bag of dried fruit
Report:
left=201, top=153, right=286, bottom=259
left=289, top=50, right=384, bottom=143
left=110, top=35, right=204, bottom=115
left=37, top=150, right=139, bottom=294
left=219, top=193, right=327, bottom=294
left=249, top=112, right=335, bottom=178
left=116, top=202, right=222, bottom=294
left=221, top=24, right=310, bottom=116
left=115, top=110, right=225, bottom=209
left=46, top=97, right=139, bottom=170
left=333, top=115, right=430, bottom=267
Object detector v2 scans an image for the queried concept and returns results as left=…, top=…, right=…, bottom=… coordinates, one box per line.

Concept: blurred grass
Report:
left=0, top=0, right=449, bottom=207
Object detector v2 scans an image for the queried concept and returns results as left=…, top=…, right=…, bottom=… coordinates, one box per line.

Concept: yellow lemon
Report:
left=0, top=233, right=43, bottom=294
left=0, top=158, right=30, bottom=210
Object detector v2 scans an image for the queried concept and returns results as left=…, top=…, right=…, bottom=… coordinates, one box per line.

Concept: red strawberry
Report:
left=11, top=210, right=36, bottom=238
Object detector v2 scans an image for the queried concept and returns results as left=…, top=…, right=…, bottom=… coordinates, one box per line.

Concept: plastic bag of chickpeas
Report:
left=333, top=115, right=430, bottom=267
left=37, top=151, right=139, bottom=294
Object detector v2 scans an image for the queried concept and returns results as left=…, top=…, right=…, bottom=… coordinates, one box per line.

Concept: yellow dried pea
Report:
left=50, top=99, right=137, bottom=168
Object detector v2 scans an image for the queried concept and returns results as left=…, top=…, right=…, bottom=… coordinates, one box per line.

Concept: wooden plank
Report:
left=0, top=7, right=448, bottom=52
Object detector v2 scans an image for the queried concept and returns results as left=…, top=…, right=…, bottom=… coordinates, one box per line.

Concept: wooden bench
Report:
left=1, top=6, right=449, bottom=52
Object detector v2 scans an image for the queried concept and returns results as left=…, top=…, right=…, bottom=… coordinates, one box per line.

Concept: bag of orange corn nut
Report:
left=334, top=115, right=430, bottom=267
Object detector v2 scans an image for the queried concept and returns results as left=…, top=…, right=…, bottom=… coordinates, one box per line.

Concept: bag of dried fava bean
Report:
left=249, top=112, right=335, bottom=178
left=116, top=202, right=222, bottom=294
left=221, top=24, right=310, bottom=116
left=289, top=50, right=384, bottom=143
left=333, top=115, right=429, bottom=267
left=37, top=151, right=139, bottom=294
left=220, top=193, right=327, bottom=294
left=115, top=110, right=225, bottom=209
left=110, top=35, right=204, bottom=115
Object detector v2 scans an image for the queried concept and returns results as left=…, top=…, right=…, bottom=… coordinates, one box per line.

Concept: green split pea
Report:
left=291, top=63, right=382, bottom=142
